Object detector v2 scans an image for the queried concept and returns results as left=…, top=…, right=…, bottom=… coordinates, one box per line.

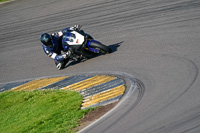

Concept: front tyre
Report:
left=55, top=59, right=69, bottom=70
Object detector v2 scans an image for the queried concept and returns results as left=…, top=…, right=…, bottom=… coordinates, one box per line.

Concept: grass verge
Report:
left=0, top=90, right=93, bottom=133
left=0, top=0, right=9, bottom=3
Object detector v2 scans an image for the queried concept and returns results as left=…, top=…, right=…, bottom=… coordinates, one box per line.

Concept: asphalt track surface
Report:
left=0, top=0, right=200, bottom=133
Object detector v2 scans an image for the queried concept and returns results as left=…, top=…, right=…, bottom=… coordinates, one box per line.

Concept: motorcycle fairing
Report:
left=63, top=31, right=84, bottom=46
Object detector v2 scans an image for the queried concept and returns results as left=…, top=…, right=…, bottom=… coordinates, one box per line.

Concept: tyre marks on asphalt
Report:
left=0, top=75, right=125, bottom=109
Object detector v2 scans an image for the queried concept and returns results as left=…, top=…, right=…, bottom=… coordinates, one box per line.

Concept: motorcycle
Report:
left=61, top=29, right=111, bottom=62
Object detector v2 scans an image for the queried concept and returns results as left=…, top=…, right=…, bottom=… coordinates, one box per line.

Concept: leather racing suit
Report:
left=41, top=26, right=80, bottom=69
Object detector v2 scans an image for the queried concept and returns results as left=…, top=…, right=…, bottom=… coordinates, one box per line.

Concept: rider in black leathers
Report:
left=40, top=25, right=81, bottom=70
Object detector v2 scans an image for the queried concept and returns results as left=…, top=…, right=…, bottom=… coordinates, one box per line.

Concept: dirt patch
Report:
left=75, top=101, right=118, bottom=131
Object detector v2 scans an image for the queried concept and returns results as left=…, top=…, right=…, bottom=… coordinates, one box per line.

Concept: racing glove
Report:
left=62, top=48, right=73, bottom=59
left=62, top=51, right=71, bottom=59
left=70, top=25, right=82, bottom=31
left=74, top=25, right=82, bottom=30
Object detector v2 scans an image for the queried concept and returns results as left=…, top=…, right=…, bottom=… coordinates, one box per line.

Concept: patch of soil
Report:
left=75, top=101, right=118, bottom=131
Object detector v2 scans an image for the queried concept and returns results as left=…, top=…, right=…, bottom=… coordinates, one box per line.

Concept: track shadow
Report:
left=64, top=41, right=123, bottom=68
left=109, top=41, right=123, bottom=53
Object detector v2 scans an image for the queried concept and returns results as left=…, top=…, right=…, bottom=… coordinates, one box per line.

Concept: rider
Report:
left=40, top=25, right=81, bottom=70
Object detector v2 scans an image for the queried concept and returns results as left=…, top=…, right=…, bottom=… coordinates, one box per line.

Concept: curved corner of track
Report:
left=0, top=72, right=143, bottom=111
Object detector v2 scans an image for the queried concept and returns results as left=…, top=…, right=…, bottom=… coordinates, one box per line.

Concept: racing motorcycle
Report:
left=61, top=29, right=111, bottom=62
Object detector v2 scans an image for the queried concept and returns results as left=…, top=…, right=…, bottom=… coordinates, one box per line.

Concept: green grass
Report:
left=0, top=0, right=9, bottom=3
left=0, top=90, right=92, bottom=133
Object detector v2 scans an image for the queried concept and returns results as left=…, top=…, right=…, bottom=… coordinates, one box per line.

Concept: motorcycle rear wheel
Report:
left=89, top=42, right=111, bottom=54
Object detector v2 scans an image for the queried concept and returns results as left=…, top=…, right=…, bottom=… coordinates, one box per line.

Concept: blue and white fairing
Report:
left=62, top=31, right=85, bottom=51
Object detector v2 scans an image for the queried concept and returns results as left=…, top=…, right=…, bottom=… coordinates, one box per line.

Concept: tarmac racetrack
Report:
left=1, top=0, right=200, bottom=133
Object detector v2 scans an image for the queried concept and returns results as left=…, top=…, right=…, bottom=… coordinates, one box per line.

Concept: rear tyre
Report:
left=89, top=41, right=111, bottom=54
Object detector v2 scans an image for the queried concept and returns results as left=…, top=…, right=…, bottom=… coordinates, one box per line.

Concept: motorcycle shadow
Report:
left=64, top=41, right=123, bottom=68
left=109, top=41, right=123, bottom=53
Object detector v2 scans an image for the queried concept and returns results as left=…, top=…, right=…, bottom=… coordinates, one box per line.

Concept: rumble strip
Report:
left=0, top=75, right=126, bottom=109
